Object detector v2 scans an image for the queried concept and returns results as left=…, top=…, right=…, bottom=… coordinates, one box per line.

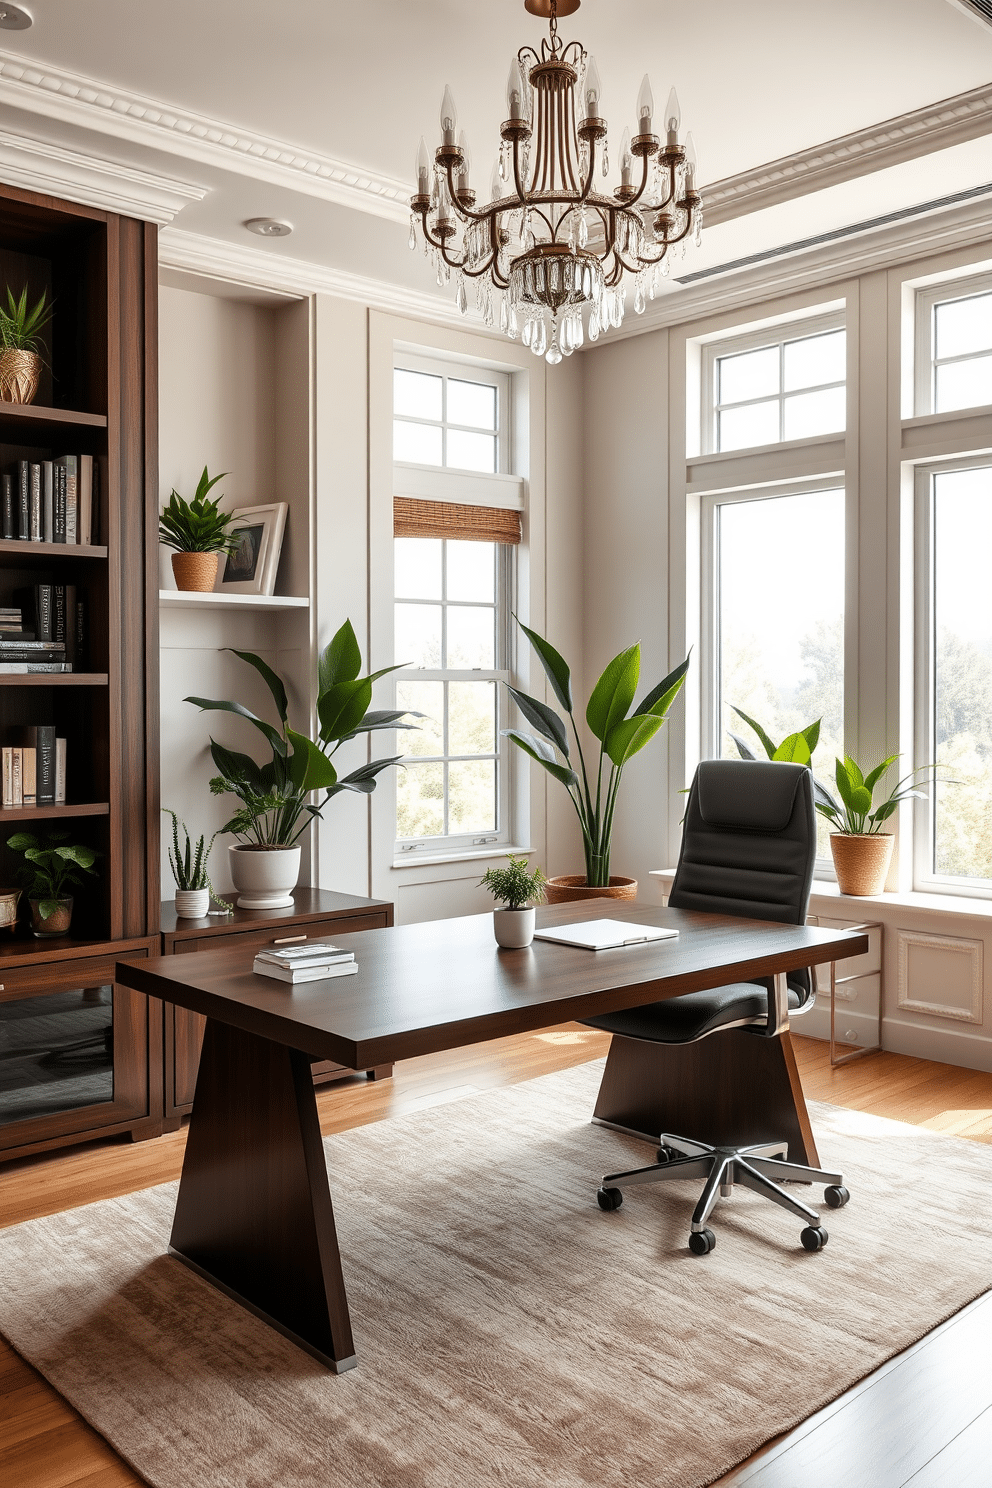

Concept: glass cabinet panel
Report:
left=0, top=985, right=113, bottom=1126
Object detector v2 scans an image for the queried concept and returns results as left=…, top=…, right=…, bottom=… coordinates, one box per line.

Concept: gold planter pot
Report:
left=171, top=551, right=219, bottom=593
left=829, top=833, right=894, bottom=896
left=0, top=349, right=42, bottom=404
left=543, top=875, right=638, bottom=905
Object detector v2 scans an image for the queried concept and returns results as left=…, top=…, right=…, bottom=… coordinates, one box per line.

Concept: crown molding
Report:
left=704, top=80, right=992, bottom=227
left=0, top=47, right=410, bottom=224
left=157, top=226, right=490, bottom=332
left=0, top=125, right=206, bottom=222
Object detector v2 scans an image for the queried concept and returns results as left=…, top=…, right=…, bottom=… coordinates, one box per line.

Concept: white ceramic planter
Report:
left=229, top=844, right=301, bottom=909
left=174, top=888, right=210, bottom=919
left=493, top=906, right=536, bottom=948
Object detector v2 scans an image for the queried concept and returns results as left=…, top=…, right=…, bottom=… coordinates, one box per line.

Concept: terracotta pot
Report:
left=0, top=349, right=41, bottom=404
left=493, top=906, right=535, bottom=948
left=830, top=833, right=894, bottom=896
left=29, top=895, right=73, bottom=937
left=543, top=875, right=638, bottom=905
left=171, top=551, right=219, bottom=592
left=229, top=843, right=300, bottom=909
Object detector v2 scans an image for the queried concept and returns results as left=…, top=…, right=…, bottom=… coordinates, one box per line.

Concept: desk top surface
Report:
left=118, top=900, right=868, bottom=1069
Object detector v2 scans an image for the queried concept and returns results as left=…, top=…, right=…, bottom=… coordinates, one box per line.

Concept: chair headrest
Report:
left=695, top=759, right=806, bottom=833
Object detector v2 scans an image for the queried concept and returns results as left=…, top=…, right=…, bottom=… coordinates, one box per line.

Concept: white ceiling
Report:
left=1, top=0, right=990, bottom=311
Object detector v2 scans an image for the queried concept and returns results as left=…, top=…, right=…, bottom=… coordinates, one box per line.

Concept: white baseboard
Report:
left=798, top=1008, right=992, bottom=1074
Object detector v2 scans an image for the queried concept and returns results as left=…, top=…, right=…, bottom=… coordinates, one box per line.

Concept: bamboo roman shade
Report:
left=393, top=497, right=521, bottom=545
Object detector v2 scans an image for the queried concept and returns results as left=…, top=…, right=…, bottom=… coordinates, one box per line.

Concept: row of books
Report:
left=253, top=941, right=358, bottom=984
left=0, top=585, right=87, bottom=672
left=1, top=456, right=98, bottom=546
left=2, top=728, right=67, bottom=807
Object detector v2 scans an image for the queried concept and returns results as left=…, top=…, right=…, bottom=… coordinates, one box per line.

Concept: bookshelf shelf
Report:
left=0, top=673, right=109, bottom=687
left=0, top=404, right=108, bottom=441
left=0, top=800, right=109, bottom=821
left=159, top=590, right=309, bottom=612
left=0, top=540, right=108, bottom=561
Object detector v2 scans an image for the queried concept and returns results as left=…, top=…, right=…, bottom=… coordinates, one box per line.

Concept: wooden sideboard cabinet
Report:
left=159, top=888, right=395, bottom=1119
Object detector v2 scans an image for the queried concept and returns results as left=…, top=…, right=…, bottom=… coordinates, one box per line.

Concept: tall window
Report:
left=916, top=280, right=992, bottom=415
left=705, top=485, right=845, bottom=857
left=393, top=359, right=507, bottom=474
left=703, top=318, right=846, bottom=454
left=916, top=460, right=992, bottom=889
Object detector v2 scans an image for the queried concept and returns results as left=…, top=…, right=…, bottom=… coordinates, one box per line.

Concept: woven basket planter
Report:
left=171, top=551, right=219, bottom=592
left=543, top=875, right=638, bottom=905
left=0, top=349, right=41, bottom=404
left=830, top=833, right=893, bottom=896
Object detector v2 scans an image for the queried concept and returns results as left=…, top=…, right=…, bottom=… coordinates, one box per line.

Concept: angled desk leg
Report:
left=169, top=1018, right=357, bottom=1373
left=592, top=1023, right=820, bottom=1168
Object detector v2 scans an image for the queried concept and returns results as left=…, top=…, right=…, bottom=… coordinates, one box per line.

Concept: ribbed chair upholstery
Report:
left=587, top=758, right=850, bottom=1254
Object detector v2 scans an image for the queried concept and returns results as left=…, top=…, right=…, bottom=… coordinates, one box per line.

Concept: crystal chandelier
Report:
left=410, top=0, right=702, bottom=364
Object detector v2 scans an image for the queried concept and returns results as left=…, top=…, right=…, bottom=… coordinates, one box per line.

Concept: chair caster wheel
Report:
left=824, top=1185, right=849, bottom=1208
left=597, top=1186, right=623, bottom=1211
left=688, top=1228, right=715, bottom=1255
left=801, top=1225, right=829, bottom=1251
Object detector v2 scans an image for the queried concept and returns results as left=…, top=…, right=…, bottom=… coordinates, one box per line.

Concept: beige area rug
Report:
left=2, top=1061, right=992, bottom=1488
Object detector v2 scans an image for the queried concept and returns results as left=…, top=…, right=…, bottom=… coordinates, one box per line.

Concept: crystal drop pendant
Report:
left=522, top=318, right=533, bottom=347
left=547, top=338, right=563, bottom=365
left=634, top=280, right=645, bottom=315
left=579, top=209, right=589, bottom=249
left=500, top=297, right=509, bottom=333
left=456, top=275, right=468, bottom=315
left=602, top=145, right=609, bottom=177
left=533, top=318, right=547, bottom=357
left=408, top=215, right=417, bottom=251
left=589, top=308, right=600, bottom=341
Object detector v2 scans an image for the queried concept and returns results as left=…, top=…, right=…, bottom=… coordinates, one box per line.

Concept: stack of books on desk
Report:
left=253, top=942, right=357, bottom=983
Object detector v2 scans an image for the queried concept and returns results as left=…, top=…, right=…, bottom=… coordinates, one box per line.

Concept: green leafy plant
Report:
left=816, top=754, right=934, bottom=836
left=162, top=808, right=230, bottom=908
left=6, top=830, right=99, bottom=919
left=479, top=854, right=547, bottom=910
left=728, top=706, right=837, bottom=814
left=159, top=467, right=240, bottom=555
left=185, top=619, right=419, bottom=846
left=0, top=285, right=54, bottom=355
left=503, top=621, right=689, bottom=888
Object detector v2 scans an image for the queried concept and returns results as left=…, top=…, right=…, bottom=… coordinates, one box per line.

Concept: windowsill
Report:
left=649, top=868, right=992, bottom=920
left=393, top=843, right=534, bottom=870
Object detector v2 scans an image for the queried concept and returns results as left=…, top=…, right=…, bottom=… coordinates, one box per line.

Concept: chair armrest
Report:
left=767, top=972, right=790, bottom=1037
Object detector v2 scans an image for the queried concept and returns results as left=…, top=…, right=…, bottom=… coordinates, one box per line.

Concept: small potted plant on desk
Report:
left=480, top=855, right=548, bottom=948
left=0, top=285, right=53, bottom=405
left=6, top=830, right=100, bottom=936
left=159, top=466, right=240, bottom=593
left=163, top=809, right=229, bottom=919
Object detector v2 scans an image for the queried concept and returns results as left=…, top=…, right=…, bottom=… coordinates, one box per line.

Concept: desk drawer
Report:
left=173, top=913, right=387, bottom=961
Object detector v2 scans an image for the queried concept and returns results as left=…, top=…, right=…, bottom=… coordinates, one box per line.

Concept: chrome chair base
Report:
left=597, top=1133, right=850, bottom=1253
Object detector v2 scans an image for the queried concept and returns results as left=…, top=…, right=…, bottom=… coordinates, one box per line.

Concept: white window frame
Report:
left=393, top=351, right=511, bottom=476
left=700, top=311, right=846, bottom=456
left=913, top=452, right=992, bottom=898
left=914, top=271, right=992, bottom=418
left=701, top=477, right=846, bottom=873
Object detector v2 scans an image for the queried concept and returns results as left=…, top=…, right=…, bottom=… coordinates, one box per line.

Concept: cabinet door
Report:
left=0, top=951, right=152, bottom=1158
left=164, top=913, right=389, bottom=1116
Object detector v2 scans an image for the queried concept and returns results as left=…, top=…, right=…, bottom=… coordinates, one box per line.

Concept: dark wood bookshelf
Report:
left=0, top=180, right=161, bottom=1165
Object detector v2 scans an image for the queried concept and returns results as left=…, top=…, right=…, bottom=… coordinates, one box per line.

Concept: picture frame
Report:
left=213, top=503, right=288, bottom=596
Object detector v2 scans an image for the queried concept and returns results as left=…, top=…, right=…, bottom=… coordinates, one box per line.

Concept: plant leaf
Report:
left=506, top=686, right=569, bottom=756
left=208, top=741, right=266, bottom=795
left=586, top=644, right=640, bottom=742
left=330, top=756, right=405, bottom=795
left=772, top=732, right=812, bottom=765
left=286, top=729, right=339, bottom=792
left=730, top=706, right=778, bottom=760
left=728, top=731, right=758, bottom=761
left=605, top=711, right=667, bottom=768
left=503, top=729, right=579, bottom=789
left=633, top=655, right=691, bottom=717
left=863, top=755, right=899, bottom=794
left=185, top=696, right=287, bottom=755
left=224, top=649, right=288, bottom=723
left=317, top=679, right=373, bottom=742
left=319, top=620, right=363, bottom=690
left=516, top=619, right=572, bottom=712
left=802, top=719, right=821, bottom=754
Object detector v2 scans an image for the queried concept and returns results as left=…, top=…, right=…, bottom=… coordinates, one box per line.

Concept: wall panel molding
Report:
left=897, top=929, right=983, bottom=1023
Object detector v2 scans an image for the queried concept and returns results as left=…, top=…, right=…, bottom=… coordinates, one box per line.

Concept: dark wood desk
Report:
left=117, top=901, right=867, bottom=1373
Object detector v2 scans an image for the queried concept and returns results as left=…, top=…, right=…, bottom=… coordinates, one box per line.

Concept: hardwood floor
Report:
left=1, top=1028, right=991, bottom=1488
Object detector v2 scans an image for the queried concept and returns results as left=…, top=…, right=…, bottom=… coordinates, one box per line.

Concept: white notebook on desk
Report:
left=533, top=918, right=679, bottom=951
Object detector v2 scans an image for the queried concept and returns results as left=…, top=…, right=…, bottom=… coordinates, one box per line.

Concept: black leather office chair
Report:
left=586, top=758, right=849, bottom=1254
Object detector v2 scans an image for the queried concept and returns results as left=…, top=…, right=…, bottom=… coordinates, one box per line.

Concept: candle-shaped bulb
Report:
left=684, top=131, right=697, bottom=184
left=583, top=54, right=602, bottom=116
left=620, top=126, right=632, bottom=185
left=637, top=74, right=654, bottom=134
left=665, top=87, right=681, bottom=144
left=416, top=136, right=431, bottom=195
left=440, top=85, right=457, bottom=142
left=506, top=57, right=525, bottom=121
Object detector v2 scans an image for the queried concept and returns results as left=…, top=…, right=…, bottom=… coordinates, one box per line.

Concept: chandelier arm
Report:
left=620, top=153, right=653, bottom=213
left=441, top=162, right=493, bottom=225
left=577, top=135, right=599, bottom=204
left=512, top=135, right=529, bottom=203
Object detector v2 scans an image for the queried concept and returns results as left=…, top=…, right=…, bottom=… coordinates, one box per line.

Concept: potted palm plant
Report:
left=0, top=285, right=53, bottom=405
left=816, top=753, right=933, bottom=895
left=159, top=467, right=240, bottom=592
left=6, top=829, right=99, bottom=936
left=479, top=855, right=547, bottom=947
left=163, top=809, right=228, bottom=918
left=503, top=622, right=689, bottom=902
left=186, top=619, right=418, bottom=907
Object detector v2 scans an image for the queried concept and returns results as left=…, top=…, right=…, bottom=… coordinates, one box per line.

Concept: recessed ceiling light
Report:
left=244, top=218, right=293, bottom=238
left=0, top=4, right=33, bottom=29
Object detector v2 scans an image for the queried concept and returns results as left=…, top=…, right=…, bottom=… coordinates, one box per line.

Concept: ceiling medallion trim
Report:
left=0, top=47, right=411, bottom=223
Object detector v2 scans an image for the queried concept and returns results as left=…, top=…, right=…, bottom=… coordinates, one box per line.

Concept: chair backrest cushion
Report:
left=669, top=759, right=817, bottom=998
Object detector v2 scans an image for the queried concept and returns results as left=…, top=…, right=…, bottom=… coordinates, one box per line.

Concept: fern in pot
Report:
left=164, top=809, right=229, bottom=919
left=480, top=855, right=548, bottom=948
left=159, top=467, right=240, bottom=592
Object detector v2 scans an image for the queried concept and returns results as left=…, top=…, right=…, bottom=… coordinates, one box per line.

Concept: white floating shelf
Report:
left=160, top=591, right=309, bottom=612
